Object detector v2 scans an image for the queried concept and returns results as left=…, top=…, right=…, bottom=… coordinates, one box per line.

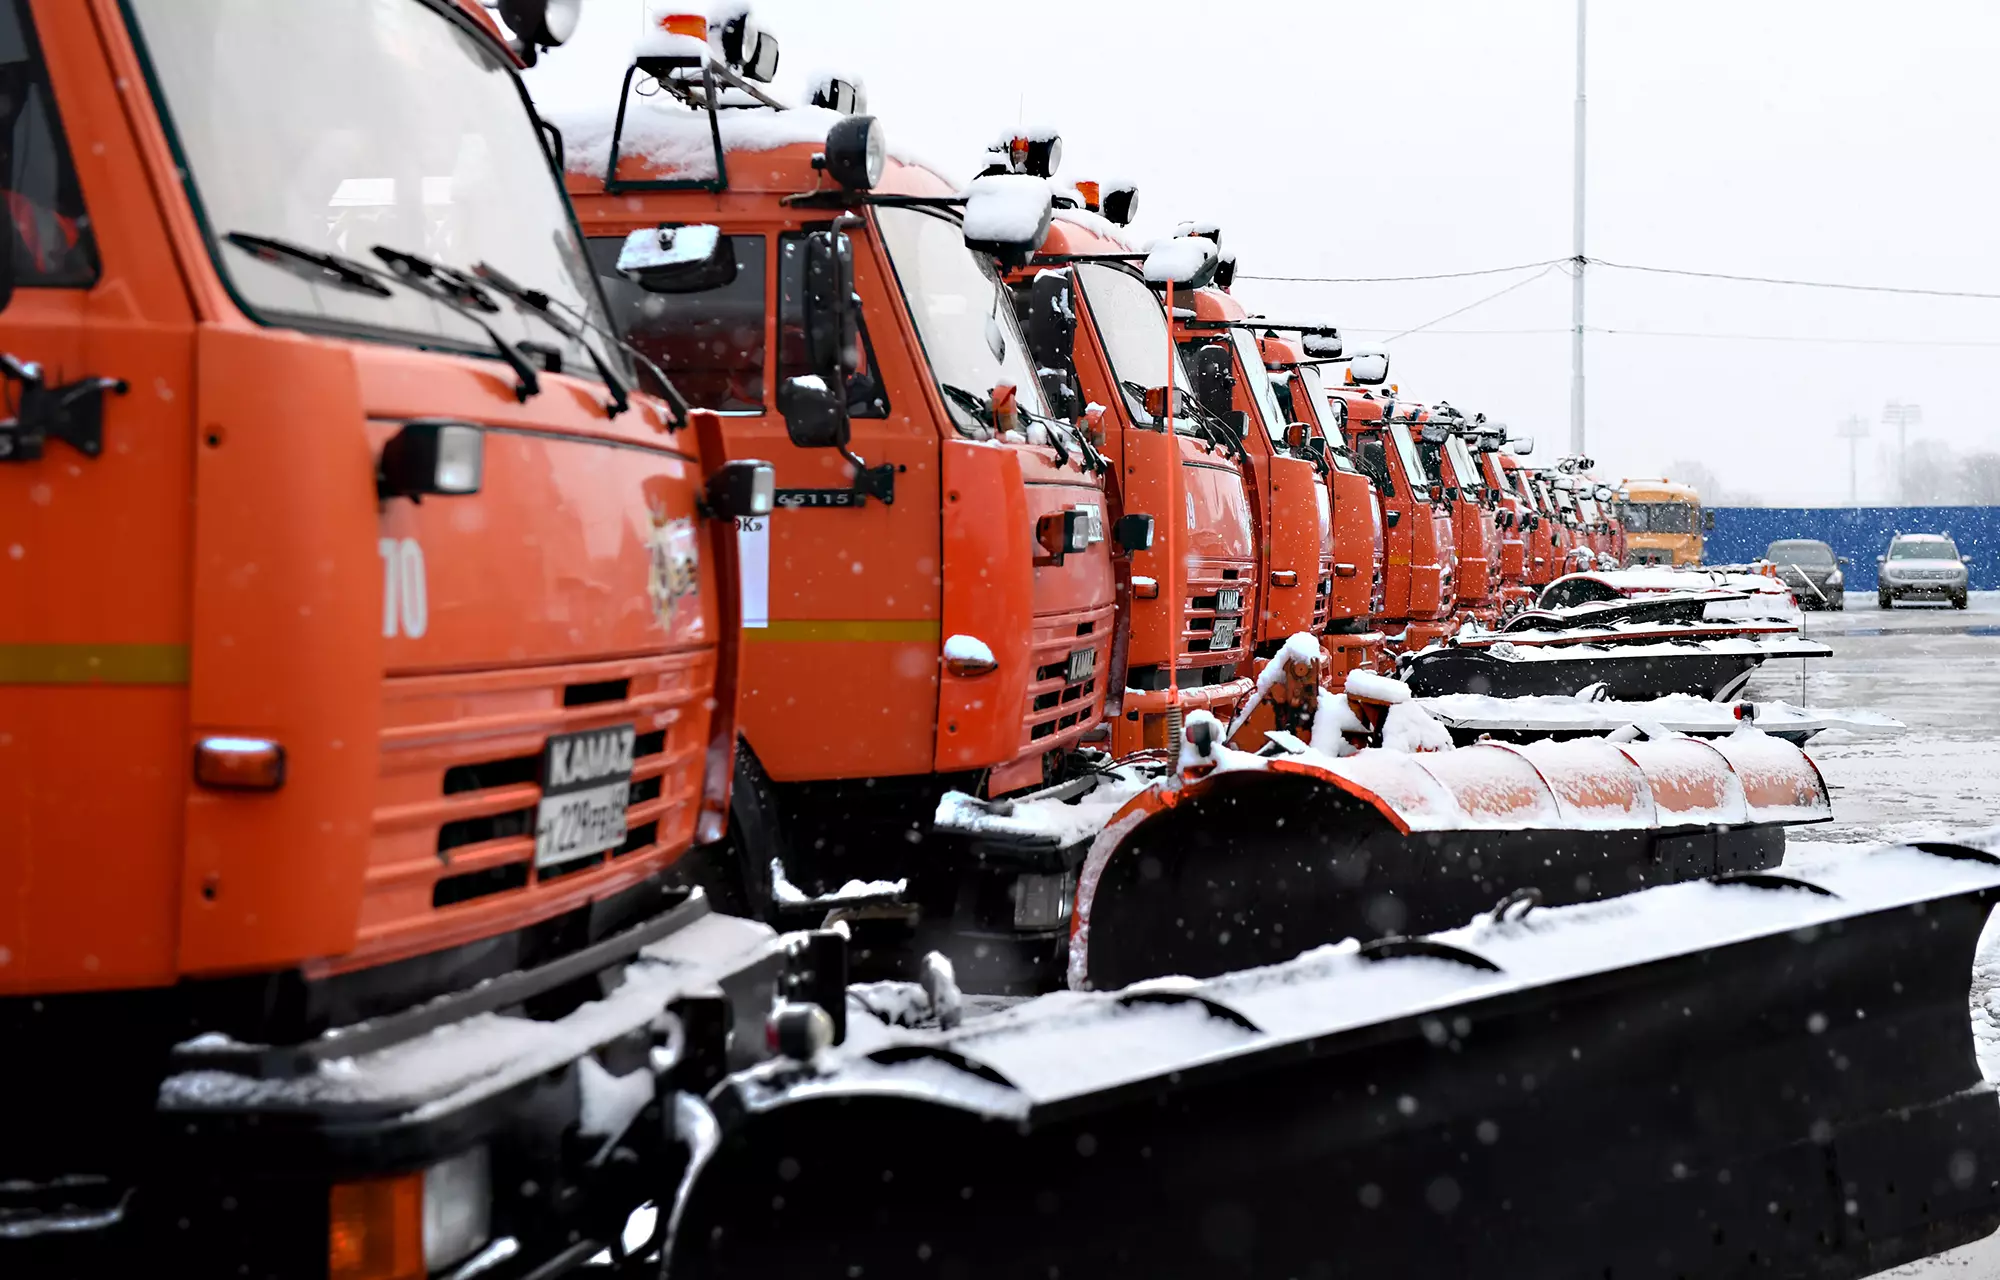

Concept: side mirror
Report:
left=498, top=0, right=581, bottom=56
left=1284, top=422, right=1310, bottom=451
left=1346, top=350, right=1389, bottom=386
left=1142, top=236, right=1221, bottom=290
left=1140, top=384, right=1189, bottom=422
left=1113, top=513, right=1156, bottom=554
left=1301, top=332, right=1343, bottom=359
left=1964, top=555, right=1974, bottom=564
left=1702, top=510, right=1715, bottom=532
left=1304, top=436, right=1329, bottom=464
left=1508, top=435, right=1533, bottom=456
left=776, top=376, right=850, bottom=451
left=1837, top=556, right=1850, bottom=566
left=1025, top=270, right=1076, bottom=375
left=1876, top=554, right=1886, bottom=564
left=801, top=229, right=858, bottom=378
left=963, top=174, right=1053, bottom=268
left=617, top=224, right=736, bottom=293
left=1192, top=344, right=1235, bottom=419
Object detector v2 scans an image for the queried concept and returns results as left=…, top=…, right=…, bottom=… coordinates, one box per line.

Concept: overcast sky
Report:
left=527, top=0, right=2000, bottom=505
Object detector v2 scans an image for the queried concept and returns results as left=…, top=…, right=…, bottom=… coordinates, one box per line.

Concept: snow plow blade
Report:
left=1070, top=730, right=1829, bottom=990
left=1403, top=634, right=1835, bottom=701
left=670, top=844, right=2000, bottom=1279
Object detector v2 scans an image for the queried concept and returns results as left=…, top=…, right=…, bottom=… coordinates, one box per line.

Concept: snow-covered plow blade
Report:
left=671, top=844, right=2000, bottom=1279
left=1403, top=632, right=1835, bottom=700
left=1070, top=729, right=1830, bottom=990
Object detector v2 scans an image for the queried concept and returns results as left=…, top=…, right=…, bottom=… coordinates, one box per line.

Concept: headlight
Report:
left=1826, top=570, right=1842, bottom=586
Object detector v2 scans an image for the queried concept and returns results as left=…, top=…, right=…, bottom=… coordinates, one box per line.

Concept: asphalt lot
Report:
left=1751, top=593, right=2000, bottom=1276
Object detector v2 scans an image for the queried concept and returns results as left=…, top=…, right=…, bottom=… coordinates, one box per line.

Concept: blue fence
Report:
left=1705, top=506, right=2000, bottom=591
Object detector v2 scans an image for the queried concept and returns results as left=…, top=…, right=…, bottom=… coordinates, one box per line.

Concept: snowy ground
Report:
left=1746, top=593, right=2000, bottom=1276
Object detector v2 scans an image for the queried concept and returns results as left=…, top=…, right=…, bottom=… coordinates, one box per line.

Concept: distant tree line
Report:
left=1667, top=447, right=2000, bottom=508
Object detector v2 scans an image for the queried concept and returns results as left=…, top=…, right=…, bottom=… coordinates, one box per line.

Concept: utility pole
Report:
left=1882, top=401, right=1922, bottom=503
left=1835, top=414, right=1869, bottom=506
left=1569, top=0, right=1587, bottom=457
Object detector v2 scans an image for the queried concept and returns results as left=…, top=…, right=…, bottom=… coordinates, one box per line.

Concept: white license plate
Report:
left=1216, top=588, right=1242, bottom=613
left=536, top=724, right=635, bottom=868
left=1067, top=647, right=1097, bottom=683
left=1209, top=619, right=1238, bottom=651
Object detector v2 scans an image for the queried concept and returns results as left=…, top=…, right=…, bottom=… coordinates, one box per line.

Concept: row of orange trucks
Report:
left=3, top=3, right=1993, bottom=1278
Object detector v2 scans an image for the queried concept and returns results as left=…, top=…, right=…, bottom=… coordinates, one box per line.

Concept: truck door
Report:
left=0, top=0, right=198, bottom=992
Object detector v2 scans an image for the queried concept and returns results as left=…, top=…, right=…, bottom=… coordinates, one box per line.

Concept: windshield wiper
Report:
left=472, top=261, right=631, bottom=419
left=227, top=231, right=540, bottom=402
left=224, top=232, right=390, bottom=298
left=367, top=245, right=541, bottom=403
left=938, top=383, right=994, bottom=434
left=480, top=272, right=690, bottom=428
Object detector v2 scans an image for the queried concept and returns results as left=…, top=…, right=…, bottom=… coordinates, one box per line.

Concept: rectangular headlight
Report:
left=422, top=1146, right=492, bottom=1271
left=432, top=424, right=484, bottom=494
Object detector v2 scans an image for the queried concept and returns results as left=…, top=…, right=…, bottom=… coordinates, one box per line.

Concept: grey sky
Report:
left=528, top=0, right=2000, bottom=505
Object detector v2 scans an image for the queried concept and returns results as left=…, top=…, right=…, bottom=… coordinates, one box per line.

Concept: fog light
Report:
left=422, top=1146, right=492, bottom=1271
left=766, top=1001, right=836, bottom=1060
left=194, top=736, right=285, bottom=790
left=1011, top=870, right=1074, bottom=930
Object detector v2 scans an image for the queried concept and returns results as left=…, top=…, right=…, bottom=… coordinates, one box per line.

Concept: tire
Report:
left=1878, top=590, right=1893, bottom=609
left=1832, top=594, right=1845, bottom=612
left=1955, top=592, right=1969, bottom=610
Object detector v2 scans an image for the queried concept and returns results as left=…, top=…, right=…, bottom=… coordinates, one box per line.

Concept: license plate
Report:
left=1216, top=588, right=1242, bottom=613
left=1209, top=619, right=1238, bottom=651
left=1066, top=646, right=1097, bottom=683
left=536, top=724, right=635, bottom=869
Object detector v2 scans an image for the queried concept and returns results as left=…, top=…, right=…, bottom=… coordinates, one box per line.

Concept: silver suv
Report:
left=1877, top=533, right=1970, bottom=609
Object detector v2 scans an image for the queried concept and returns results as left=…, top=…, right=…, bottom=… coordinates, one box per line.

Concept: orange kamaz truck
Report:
left=1007, top=210, right=1258, bottom=757
left=0, top=1, right=804, bottom=1274
left=558, top=27, right=1119, bottom=989
left=1332, top=372, right=1457, bottom=653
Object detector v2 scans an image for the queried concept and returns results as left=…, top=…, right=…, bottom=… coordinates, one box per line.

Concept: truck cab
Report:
left=1413, top=406, right=1501, bottom=625
left=1263, top=336, right=1385, bottom=675
left=1620, top=477, right=1703, bottom=566
left=1013, top=215, right=1256, bottom=755
left=1334, top=382, right=1455, bottom=653
left=556, top=43, right=1115, bottom=988
left=1174, top=288, right=1335, bottom=662
left=3, top=0, right=757, bottom=1271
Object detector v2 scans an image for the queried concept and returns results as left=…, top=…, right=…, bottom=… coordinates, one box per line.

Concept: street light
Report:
left=1834, top=414, right=1869, bottom=507
left=1883, top=401, right=1922, bottom=504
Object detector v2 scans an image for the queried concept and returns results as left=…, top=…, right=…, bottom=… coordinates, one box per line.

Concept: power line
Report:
left=1236, top=257, right=1569, bottom=284
left=1246, top=255, right=2000, bottom=301
left=1587, top=257, right=2000, bottom=301
left=1342, top=324, right=2000, bottom=347
left=1378, top=264, right=1566, bottom=344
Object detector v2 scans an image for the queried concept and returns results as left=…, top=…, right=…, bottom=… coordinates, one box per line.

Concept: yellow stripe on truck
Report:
left=744, top=620, right=941, bottom=643
left=0, top=643, right=190, bottom=685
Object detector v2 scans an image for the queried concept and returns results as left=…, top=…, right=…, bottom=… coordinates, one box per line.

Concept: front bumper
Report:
left=33, top=895, right=800, bottom=1278
left=1883, top=577, right=1966, bottom=598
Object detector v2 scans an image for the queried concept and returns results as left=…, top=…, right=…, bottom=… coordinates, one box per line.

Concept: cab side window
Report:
left=779, top=230, right=887, bottom=418
left=0, top=0, right=98, bottom=286
left=586, top=233, right=765, bottom=412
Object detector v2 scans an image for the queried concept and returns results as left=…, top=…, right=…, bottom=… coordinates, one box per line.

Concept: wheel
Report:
left=1878, top=590, right=1892, bottom=609
left=1954, top=592, right=1969, bottom=610
left=1832, top=594, right=1845, bottom=611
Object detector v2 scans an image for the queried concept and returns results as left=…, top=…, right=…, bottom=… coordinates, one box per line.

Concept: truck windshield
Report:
left=1444, top=434, right=1481, bottom=490
left=1627, top=502, right=1694, bottom=533
left=126, top=0, right=612, bottom=380
left=1389, top=421, right=1428, bottom=487
left=1074, top=262, right=1196, bottom=431
left=1227, top=327, right=1289, bottom=447
left=876, top=205, right=1048, bottom=435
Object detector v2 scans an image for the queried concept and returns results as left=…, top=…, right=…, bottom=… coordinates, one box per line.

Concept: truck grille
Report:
left=1022, top=605, right=1114, bottom=750
left=347, top=650, right=715, bottom=973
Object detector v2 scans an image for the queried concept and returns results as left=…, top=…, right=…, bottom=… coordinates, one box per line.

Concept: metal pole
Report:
left=1569, top=0, right=1587, bottom=457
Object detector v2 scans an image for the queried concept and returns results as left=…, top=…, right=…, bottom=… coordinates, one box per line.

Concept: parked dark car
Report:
left=1765, top=538, right=1845, bottom=610
left=1877, top=533, right=1970, bottom=609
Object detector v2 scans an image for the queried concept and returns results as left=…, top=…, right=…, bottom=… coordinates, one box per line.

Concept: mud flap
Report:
left=669, top=853, right=2000, bottom=1279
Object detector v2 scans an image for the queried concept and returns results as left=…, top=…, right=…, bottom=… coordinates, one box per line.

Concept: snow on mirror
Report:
left=961, top=173, right=1054, bottom=256
left=1142, top=236, right=1221, bottom=289
left=1347, top=349, right=1390, bottom=385
left=617, top=224, right=721, bottom=273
